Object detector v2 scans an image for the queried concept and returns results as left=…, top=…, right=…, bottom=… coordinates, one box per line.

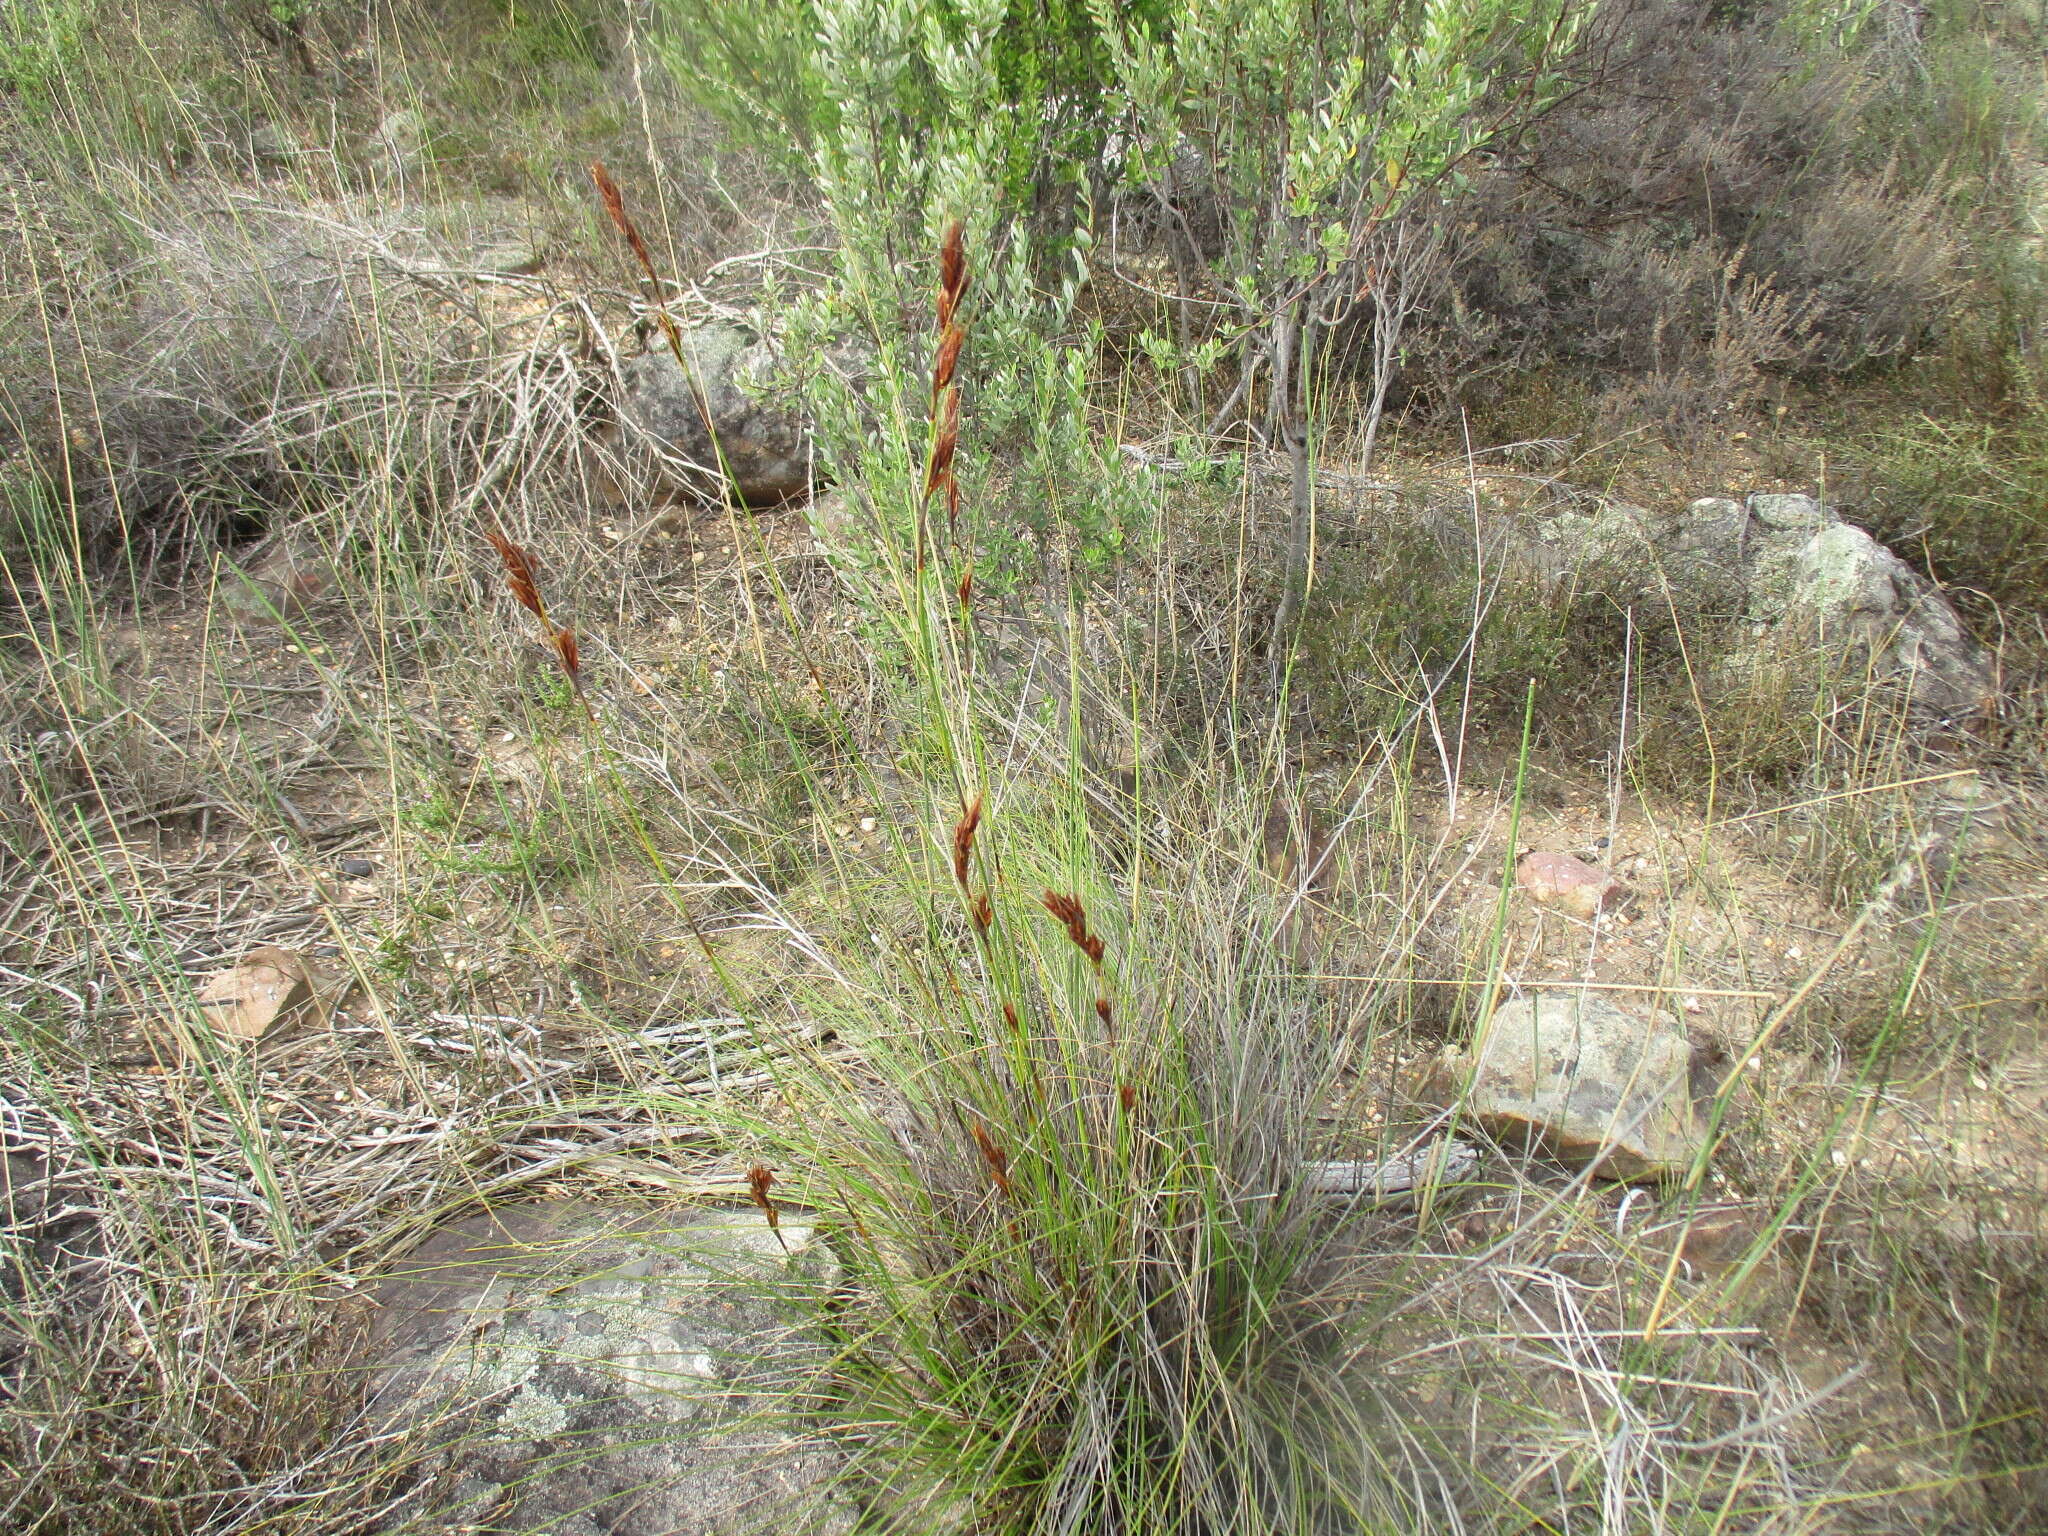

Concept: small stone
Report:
left=1451, top=991, right=1706, bottom=1182
left=858, top=817, right=877, bottom=834
left=337, top=857, right=375, bottom=879
left=193, top=946, right=327, bottom=1044
left=1516, top=851, right=1630, bottom=919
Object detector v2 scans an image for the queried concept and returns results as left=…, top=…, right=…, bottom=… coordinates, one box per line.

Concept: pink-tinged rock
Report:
left=1517, top=852, right=1630, bottom=919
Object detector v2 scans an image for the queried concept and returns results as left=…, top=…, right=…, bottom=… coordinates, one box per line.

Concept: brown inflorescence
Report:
left=590, top=160, right=686, bottom=371
left=923, top=220, right=973, bottom=567
left=937, top=218, right=970, bottom=328
left=486, top=528, right=588, bottom=709
left=486, top=527, right=546, bottom=623
left=550, top=628, right=582, bottom=689
left=1041, top=891, right=1087, bottom=951
left=968, top=1121, right=1011, bottom=1198
left=932, top=325, right=964, bottom=396
left=952, top=795, right=982, bottom=888
left=746, top=1163, right=780, bottom=1232
left=924, top=389, right=960, bottom=500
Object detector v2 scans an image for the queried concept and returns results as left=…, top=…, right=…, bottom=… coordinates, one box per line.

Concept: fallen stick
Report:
left=1301, top=1139, right=1482, bottom=1203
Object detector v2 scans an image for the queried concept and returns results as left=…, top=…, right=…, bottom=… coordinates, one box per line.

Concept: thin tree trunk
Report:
left=1268, top=300, right=1314, bottom=683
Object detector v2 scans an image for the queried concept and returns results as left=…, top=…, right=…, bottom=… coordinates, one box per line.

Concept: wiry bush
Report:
left=2, top=188, right=458, bottom=570
left=1400, top=0, right=1965, bottom=440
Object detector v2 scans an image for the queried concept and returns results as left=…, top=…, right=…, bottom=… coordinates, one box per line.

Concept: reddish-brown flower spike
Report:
left=968, top=1121, right=1011, bottom=1197
left=956, top=564, right=974, bottom=611
left=589, top=160, right=628, bottom=234
left=933, top=325, right=964, bottom=395
left=1095, top=996, right=1113, bottom=1028
left=952, top=795, right=982, bottom=888
left=551, top=627, right=582, bottom=685
left=1118, top=1083, right=1136, bottom=1114
left=938, top=219, right=967, bottom=324
left=1041, top=891, right=1084, bottom=945
left=971, top=892, right=993, bottom=935
left=1041, top=890, right=1106, bottom=966
left=746, top=1163, right=780, bottom=1231
left=591, top=160, right=686, bottom=369
left=1001, top=1001, right=1020, bottom=1033
left=486, top=528, right=547, bottom=622
left=924, top=390, right=960, bottom=498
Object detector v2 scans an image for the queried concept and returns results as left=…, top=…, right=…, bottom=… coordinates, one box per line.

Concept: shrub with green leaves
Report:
left=0, top=0, right=87, bottom=102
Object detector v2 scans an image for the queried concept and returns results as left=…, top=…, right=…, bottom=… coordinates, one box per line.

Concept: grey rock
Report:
left=1518, top=489, right=1995, bottom=718
left=219, top=534, right=334, bottom=624
left=410, top=197, right=547, bottom=277
left=471, top=237, right=545, bottom=276
left=1782, top=522, right=1997, bottom=718
left=248, top=122, right=298, bottom=165
left=617, top=326, right=816, bottom=506
left=1452, top=992, right=1704, bottom=1182
left=1529, top=496, right=1751, bottom=612
left=1747, top=492, right=1838, bottom=532
left=371, top=1201, right=852, bottom=1536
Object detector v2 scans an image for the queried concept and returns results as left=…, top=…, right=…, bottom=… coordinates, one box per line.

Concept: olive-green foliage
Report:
left=659, top=0, right=1161, bottom=251
left=0, top=0, right=87, bottom=101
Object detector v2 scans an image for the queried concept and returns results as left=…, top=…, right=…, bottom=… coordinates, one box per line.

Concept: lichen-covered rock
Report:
left=617, top=325, right=816, bottom=506
left=1454, top=992, right=1704, bottom=1182
left=1529, top=495, right=1753, bottom=612
left=1782, top=522, right=1997, bottom=719
left=370, top=1201, right=852, bottom=1536
left=1520, top=489, right=1995, bottom=720
left=1746, top=491, right=1837, bottom=533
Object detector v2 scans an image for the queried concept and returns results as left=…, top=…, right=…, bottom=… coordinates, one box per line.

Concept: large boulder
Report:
left=1526, top=494, right=1754, bottom=614
left=1769, top=521, right=1997, bottom=719
left=1452, top=991, right=1705, bottom=1182
left=370, top=1200, right=852, bottom=1536
left=617, top=325, right=817, bottom=506
left=1525, top=491, right=1995, bottom=719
